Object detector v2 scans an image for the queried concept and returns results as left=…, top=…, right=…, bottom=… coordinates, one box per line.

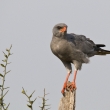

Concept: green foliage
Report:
left=22, top=87, right=37, bottom=110
left=0, top=45, right=12, bottom=110
left=0, top=45, right=51, bottom=110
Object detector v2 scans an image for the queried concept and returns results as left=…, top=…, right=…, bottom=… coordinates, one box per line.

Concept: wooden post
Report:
left=58, top=81, right=76, bottom=110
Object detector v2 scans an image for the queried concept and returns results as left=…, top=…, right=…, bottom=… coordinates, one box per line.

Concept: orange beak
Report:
left=60, top=26, right=67, bottom=32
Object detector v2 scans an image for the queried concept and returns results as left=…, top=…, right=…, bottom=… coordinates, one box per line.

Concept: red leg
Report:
left=61, top=72, right=70, bottom=94
left=69, top=70, right=77, bottom=90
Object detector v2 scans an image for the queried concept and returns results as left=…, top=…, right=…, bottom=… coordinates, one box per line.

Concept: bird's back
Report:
left=67, top=33, right=96, bottom=57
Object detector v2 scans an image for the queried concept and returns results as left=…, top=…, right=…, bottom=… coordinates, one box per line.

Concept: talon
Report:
left=61, top=73, right=70, bottom=96
left=62, top=91, right=65, bottom=97
left=61, top=82, right=67, bottom=95
left=69, top=82, right=77, bottom=91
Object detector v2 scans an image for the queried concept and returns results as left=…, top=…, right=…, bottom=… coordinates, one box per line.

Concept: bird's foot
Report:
left=61, top=82, right=67, bottom=96
left=68, top=82, right=77, bottom=91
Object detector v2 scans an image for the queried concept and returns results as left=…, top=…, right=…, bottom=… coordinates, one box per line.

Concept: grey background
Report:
left=0, top=0, right=110, bottom=110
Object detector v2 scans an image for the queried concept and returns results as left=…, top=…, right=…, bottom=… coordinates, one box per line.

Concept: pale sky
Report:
left=0, top=0, right=110, bottom=110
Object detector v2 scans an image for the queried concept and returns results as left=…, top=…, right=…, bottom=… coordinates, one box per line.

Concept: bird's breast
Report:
left=51, top=43, right=71, bottom=61
left=50, top=36, right=74, bottom=61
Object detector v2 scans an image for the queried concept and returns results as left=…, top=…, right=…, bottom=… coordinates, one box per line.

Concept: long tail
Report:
left=95, top=44, right=110, bottom=55
left=96, top=44, right=105, bottom=47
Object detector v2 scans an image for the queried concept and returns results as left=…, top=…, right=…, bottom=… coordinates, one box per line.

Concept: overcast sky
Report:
left=0, top=0, right=110, bottom=110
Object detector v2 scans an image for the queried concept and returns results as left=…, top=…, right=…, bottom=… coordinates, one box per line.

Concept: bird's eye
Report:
left=57, top=26, right=62, bottom=29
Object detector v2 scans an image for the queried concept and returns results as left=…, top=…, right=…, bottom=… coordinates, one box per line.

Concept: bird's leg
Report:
left=61, top=72, right=70, bottom=94
left=69, top=70, right=77, bottom=90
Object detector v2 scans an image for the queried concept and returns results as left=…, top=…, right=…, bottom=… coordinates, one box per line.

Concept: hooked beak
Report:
left=59, top=26, right=67, bottom=33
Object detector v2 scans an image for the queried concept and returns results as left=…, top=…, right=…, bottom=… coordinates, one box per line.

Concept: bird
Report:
left=50, top=23, right=110, bottom=95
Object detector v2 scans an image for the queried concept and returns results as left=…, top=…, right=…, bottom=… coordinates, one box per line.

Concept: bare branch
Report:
left=22, top=88, right=37, bottom=110
left=1, top=90, right=9, bottom=99
left=6, top=70, right=11, bottom=74
left=5, top=103, right=10, bottom=110
left=39, top=89, right=50, bottom=110
left=0, top=45, right=12, bottom=110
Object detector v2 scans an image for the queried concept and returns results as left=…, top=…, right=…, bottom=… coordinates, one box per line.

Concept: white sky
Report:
left=0, top=0, right=110, bottom=110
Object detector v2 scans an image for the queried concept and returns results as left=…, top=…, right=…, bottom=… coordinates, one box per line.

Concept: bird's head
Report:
left=52, top=23, right=67, bottom=37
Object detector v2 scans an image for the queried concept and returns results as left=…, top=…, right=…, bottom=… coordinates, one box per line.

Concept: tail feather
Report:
left=96, top=44, right=105, bottom=47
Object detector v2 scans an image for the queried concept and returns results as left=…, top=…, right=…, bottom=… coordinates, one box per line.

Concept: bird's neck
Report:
left=54, top=33, right=67, bottom=39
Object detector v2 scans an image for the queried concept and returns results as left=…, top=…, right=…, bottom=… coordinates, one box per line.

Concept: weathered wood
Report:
left=58, top=81, right=76, bottom=110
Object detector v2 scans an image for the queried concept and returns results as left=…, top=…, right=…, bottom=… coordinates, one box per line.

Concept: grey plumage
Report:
left=50, top=23, right=110, bottom=73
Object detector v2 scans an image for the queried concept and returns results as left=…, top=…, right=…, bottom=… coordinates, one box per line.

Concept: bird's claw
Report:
left=61, top=82, right=77, bottom=96
left=68, top=82, right=77, bottom=91
left=61, top=82, right=67, bottom=96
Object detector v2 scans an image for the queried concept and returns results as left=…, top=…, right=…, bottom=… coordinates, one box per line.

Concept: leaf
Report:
left=21, top=90, right=26, bottom=94
left=29, top=101, right=33, bottom=104
left=3, top=103, right=6, bottom=106
left=33, top=97, right=37, bottom=102
left=39, top=106, right=43, bottom=108
left=1, top=64, right=5, bottom=67
left=0, top=74, right=4, bottom=77
left=7, top=62, right=11, bottom=64
left=9, top=53, right=13, bottom=55
left=45, top=104, right=51, bottom=106
left=6, top=49, right=9, bottom=51
left=29, top=90, right=35, bottom=98
left=2, top=59, right=6, bottom=62
left=27, top=104, right=32, bottom=108
left=6, top=70, right=11, bottom=74
left=5, top=55, right=8, bottom=58
left=29, top=95, right=32, bottom=98
left=6, top=103, right=10, bottom=109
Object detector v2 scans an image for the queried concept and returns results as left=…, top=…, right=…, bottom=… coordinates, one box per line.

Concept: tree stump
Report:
left=58, top=81, right=76, bottom=110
